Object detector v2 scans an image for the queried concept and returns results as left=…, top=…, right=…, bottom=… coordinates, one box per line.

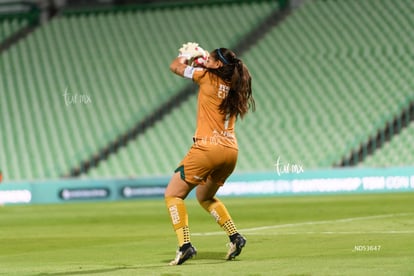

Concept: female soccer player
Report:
left=165, top=44, right=255, bottom=265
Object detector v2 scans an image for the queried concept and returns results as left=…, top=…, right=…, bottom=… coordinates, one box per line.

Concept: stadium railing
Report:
left=0, top=1, right=40, bottom=48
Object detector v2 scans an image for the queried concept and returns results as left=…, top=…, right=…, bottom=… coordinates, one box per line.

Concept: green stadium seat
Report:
left=360, top=122, right=414, bottom=167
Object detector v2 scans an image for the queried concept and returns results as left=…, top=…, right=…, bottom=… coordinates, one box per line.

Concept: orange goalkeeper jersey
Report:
left=191, top=68, right=238, bottom=149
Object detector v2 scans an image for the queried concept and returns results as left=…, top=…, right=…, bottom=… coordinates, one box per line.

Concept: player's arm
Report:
left=170, top=42, right=208, bottom=78
left=170, top=57, right=200, bottom=79
left=169, top=56, right=188, bottom=77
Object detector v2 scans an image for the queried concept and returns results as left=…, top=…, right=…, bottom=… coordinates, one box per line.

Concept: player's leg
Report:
left=196, top=147, right=246, bottom=260
left=165, top=171, right=195, bottom=247
left=164, top=171, right=197, bottom=265
left=196, top=178, right=238, bottom=238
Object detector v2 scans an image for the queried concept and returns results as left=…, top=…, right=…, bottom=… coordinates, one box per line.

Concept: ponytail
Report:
left=208, top=48, right=255, bottom=119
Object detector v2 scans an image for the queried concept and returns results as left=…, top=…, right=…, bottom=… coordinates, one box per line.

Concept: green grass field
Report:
left=1, top=193, right=414, bottom=276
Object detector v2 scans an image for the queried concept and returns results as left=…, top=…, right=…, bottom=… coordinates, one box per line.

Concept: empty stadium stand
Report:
left=87, top=0, right=414, bottom=177
left=0, top=0, right=279, bottom=180
left=1, top=0, right=413, bottom=180
left=235, top=0, right=414, bottom=171
left=361, top=121, right=414, bottom=167
left=0, top=2, right=40, bottom=50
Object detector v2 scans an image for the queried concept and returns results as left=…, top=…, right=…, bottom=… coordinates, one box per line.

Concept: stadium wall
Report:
left=1, top=167, right=414, bottom=205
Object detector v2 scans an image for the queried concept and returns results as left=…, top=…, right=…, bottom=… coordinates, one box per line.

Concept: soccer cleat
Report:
left=169, top=243, right=197, bottom=266
left=226, top=234, right=246, bottom=260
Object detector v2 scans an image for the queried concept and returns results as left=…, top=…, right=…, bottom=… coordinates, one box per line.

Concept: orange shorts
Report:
left=175, top=142, right=238, bottom=185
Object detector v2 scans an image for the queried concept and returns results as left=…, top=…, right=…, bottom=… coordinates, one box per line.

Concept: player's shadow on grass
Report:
left=196, top=251, right=227, bottom=261
left=161, top=250, right=228, bottom=265
left=35, top=266, right=140, bottom=276
left=39, top=252, right=230, bottom=275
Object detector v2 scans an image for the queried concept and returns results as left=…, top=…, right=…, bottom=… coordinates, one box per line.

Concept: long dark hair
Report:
left=208, top=48, right=255, bottom=119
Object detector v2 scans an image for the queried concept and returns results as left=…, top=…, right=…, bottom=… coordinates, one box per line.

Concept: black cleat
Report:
left=226, top=234, right=246, bottom=260
left=169, top=243, right=197, bottom=265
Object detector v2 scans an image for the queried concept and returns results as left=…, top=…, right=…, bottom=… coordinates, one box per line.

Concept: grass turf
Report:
left=1, top=193, right=414, bottom=275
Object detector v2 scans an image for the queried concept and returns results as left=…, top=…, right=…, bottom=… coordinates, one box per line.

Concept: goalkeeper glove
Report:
left=178, top=42, right=209, bottom=66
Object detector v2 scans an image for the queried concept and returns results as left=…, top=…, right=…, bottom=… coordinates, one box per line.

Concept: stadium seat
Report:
left=0, top=17, right=29, bottom=43
left=360, top=122, right=414, bottom=167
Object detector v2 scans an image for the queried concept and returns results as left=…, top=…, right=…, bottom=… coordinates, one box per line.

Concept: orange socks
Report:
left=166, top=196, right=239, bottom=247
left=202, top=198, right=238, bottom=236
left=165, top=197, right=191, bottom=247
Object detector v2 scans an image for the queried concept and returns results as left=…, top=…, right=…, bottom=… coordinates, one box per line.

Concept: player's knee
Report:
left=198, top=199, right=210, bottom=211
left=164, top=183, right=173, bottom=198
left=197, top=197, right=217, bottom=211
left=164, top=187, right=182, bottom=199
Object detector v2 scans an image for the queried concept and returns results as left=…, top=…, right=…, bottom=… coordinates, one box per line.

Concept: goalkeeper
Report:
left=165, top=42, right=255, bottom=265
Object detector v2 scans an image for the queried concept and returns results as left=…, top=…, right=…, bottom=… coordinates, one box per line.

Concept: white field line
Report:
left=192, top=213, right=414, bottom=236
left=241, top=230, right=414, bottom=235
